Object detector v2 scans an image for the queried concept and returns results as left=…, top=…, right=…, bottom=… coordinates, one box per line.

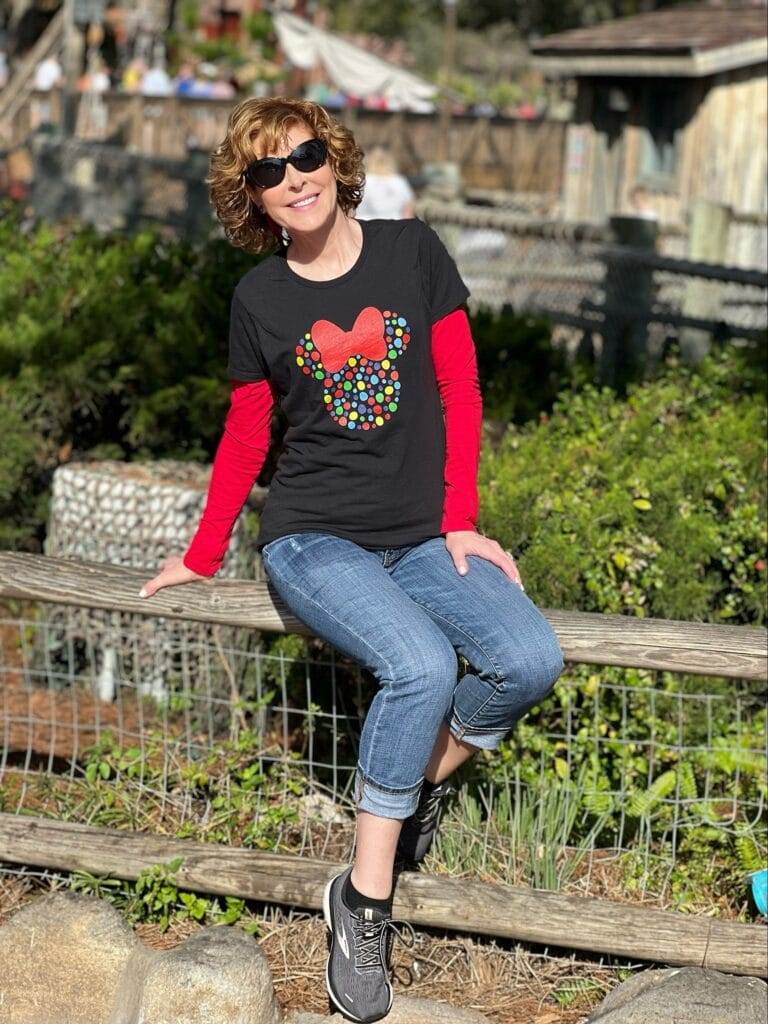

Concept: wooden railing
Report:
left=1, top=814, right=765, bottom=976
left=2, top=552, right=765, bottom=681
left=0, top=7, right=64, bottom=145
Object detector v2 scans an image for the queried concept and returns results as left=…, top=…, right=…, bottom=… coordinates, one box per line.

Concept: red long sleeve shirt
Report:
left=183, top=307, right=482, bottom=577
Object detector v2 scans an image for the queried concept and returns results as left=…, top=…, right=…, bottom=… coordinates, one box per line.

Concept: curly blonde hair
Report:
left=206, top=97, right=365, bottom=255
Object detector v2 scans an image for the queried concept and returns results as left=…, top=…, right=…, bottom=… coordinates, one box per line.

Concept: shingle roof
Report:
left=531, top=4, right=767, bottom=57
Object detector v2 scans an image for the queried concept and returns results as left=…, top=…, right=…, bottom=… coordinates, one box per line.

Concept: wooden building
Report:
left=531, top=3, right=768, bottom=244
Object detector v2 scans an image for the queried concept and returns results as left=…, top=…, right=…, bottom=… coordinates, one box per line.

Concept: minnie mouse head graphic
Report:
left=295, top=306, right=411, bottom=431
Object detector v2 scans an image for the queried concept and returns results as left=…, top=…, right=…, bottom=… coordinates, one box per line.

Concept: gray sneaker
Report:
left=323, top=865, right=415, bottom=1023
left=396, top=780, right=455, bottom=867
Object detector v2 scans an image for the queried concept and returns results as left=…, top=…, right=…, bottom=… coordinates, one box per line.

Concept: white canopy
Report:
left=272, top=11, right=438, bottom=113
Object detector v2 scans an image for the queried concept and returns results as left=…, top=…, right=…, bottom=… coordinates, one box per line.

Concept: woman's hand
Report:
left=138, top=554, right=208, bottom=599
left=444, top=531, right=524, bottom=589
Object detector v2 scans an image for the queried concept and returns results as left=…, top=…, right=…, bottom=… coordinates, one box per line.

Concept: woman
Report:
left=354, top=144, right=415, bottom=220
left=139, top=97, right=565, bottom=1024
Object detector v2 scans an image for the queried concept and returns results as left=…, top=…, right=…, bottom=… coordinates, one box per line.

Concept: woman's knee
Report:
left=497, top=628, right=565, bottom=707
left=392, top=639, right=459, bottom=696
left=375, top=633, right=459, bottom=723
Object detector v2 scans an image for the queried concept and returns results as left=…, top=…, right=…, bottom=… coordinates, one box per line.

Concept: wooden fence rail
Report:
left=1, top=552, right=766, bottom=681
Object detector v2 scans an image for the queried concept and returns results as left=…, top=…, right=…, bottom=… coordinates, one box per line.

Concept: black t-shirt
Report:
left=227, top=217, right=470, bottom=552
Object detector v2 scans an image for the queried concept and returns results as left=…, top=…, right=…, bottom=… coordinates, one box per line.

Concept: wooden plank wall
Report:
left=78, top=93, right=567, bottom=197
left=562, top=65, right=767, bottom=264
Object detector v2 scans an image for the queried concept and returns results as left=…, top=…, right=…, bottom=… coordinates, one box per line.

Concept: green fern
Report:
left=678, top=761, right=698, bottom=800
left=627, top=769, right=678, bottom=817
left=735, top=832, right=766, bottom=874
left=552, top=978, right=606, bottom=1007
left=583, top=788, right=614, bottom=815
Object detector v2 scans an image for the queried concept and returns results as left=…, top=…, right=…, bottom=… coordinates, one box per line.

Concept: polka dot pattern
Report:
left=295, top=309, right=411, bottom=430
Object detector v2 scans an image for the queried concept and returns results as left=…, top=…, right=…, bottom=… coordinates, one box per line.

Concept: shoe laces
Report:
left=351, top=913, right=416, bottom=974
left=413, top=782, right=454, bottom=830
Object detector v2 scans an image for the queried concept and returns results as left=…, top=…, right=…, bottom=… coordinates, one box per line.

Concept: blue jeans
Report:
left=260, top=532, right=565, bottom=820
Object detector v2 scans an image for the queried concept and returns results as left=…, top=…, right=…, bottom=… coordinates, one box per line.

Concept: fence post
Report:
left=601, top=214, right=658, bottom=390
left=680, top=198, right=731, bottom=365
left=129, top=94, right=143, bottom=153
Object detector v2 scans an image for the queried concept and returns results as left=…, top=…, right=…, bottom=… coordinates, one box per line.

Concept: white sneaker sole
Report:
left=322, top=871, right=394, bottom=1023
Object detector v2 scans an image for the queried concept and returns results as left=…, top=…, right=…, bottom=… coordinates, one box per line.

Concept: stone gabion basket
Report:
left=30, top=459, right=266, bottom=725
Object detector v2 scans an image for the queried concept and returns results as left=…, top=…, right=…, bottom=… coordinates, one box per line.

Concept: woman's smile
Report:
left=287, top=192, right=321, bottom=210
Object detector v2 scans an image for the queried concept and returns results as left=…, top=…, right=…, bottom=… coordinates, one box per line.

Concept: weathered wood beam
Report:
left=1, top=553, right=765, bottom=680
left=0, top=814, right=764, bottom=977
left=532, top=39, right=768, bottom=79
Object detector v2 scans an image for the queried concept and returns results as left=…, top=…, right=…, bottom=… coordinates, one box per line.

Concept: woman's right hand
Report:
left=139, top=554, right=208, bottom=599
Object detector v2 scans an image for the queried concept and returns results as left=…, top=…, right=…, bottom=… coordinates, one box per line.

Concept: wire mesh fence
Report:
left=1, top=598, right=765, bottom=916
left=420, top=203, right=768, bottom=379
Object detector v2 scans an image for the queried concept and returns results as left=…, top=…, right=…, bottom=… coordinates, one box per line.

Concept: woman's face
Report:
left=250, top=121, right=338, bottom=238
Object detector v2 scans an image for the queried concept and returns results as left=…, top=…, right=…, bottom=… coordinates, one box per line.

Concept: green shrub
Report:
left=0, top=204, right=259, bottom=549
left=479, top=343, right=767, bottom=624
left=468, top=340, right=766, bottom=915
left=471, top=303, right=569, bottom=423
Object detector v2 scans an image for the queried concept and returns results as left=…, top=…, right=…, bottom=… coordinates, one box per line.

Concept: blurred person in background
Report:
left=141, top=61, right=173, bottom=97
left=31, top=52, right=62, bottom=129
left=211, top=71, right=236, bottom=100
left=121, top=57, right=145, bottom=93
left=174, top=62, right=197, bottom=96
left=355, top=144, right=415, bottom=220
left=141, top=41, right=173, bottom=97
left=628, top=183, right=659, bottom=222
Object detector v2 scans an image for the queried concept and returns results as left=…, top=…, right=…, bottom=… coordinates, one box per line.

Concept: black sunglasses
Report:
left=243, top=138, right=328, bottom=190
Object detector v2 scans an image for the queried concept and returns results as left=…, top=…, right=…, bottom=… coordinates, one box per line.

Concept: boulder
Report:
left=0, top=892, right=280, bottom=1024
left=111, top=923, right=280, bottom=1024
left=0, top=891, right=138, bottom=1024
left=586, top=966, right=768, bottom=1024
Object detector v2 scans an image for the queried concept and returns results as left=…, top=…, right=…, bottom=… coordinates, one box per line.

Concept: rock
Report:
left=0, top=892, right=280, bottom=1024
left=111, top=925, right=281, bottom=1024
left=586, top=966, right=768, bottom=1023
left=284, top=995, right=491, bottom=1024
left=0, top=891, right=139, bottom=1024
left=297, top=792, right=351, bottom=826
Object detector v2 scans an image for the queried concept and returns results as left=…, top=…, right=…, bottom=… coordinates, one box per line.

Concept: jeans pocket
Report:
left=261, top=532, right=329, bottom=575
left=261, top=535, right=294, bottom=568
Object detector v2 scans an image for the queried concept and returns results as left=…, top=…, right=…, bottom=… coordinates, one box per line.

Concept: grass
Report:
left=433, top=762, right=612, bottom=892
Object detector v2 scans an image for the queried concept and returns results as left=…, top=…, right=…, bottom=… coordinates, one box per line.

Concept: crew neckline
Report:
left=276, top=218, right=370, bottom=289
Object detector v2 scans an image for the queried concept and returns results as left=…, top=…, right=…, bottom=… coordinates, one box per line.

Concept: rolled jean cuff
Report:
left=354, top=765, right=423, bottom=819
left=444, top=710, right=509, bottom=751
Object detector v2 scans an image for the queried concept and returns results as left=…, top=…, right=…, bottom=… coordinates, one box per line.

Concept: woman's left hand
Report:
left=444, top=531, right=524, bottom=589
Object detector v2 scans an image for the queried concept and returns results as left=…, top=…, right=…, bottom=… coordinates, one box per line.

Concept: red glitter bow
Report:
left=310, top=306, right=388, bottom=373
